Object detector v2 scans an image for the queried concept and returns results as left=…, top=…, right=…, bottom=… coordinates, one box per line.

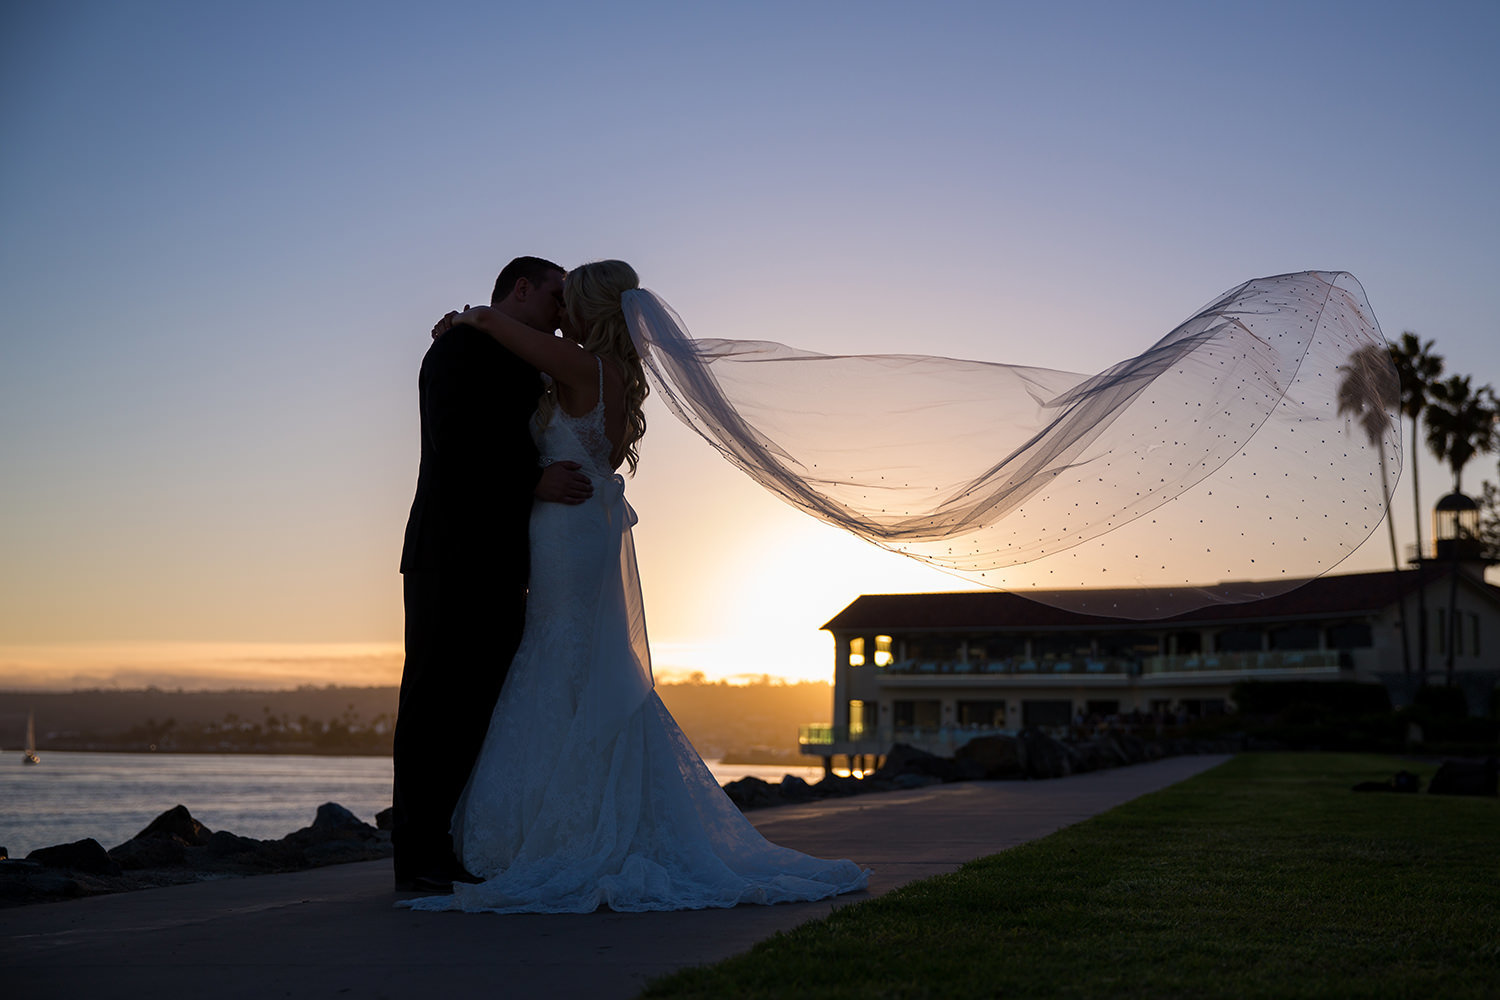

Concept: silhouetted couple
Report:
left=392, top=257, right=866, bottom=912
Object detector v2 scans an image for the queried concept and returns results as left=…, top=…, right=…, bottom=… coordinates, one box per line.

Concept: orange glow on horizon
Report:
left=0, top=638, right=830, bottom=693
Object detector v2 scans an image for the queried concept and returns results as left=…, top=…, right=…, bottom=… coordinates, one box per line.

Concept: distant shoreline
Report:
left=4, top=747, right=828, bottom=768
left=2, top=680, right=831, bottom=765
left=5, top=745, right=391, bottom=757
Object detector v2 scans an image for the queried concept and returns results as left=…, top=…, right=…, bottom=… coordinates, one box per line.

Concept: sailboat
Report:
left=23, top=710, right=40, bottom=765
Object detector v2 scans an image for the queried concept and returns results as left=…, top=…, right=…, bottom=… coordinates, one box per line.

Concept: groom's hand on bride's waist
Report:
left=536, top=461, right=593, bottom=505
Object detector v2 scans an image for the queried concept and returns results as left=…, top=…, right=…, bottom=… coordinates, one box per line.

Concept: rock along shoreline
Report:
left=1, top=801, right=392, bottom=908
left=4, top=727, right=1254, bottom=909
left=721, top=727, right=1245, bottom=810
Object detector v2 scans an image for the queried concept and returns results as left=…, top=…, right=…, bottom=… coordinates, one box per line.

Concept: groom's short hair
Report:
left=492, top=256, right=565, bottom=305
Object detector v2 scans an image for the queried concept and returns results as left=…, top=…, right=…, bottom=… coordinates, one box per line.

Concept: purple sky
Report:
left=2, top=1, right=1496, bottom=688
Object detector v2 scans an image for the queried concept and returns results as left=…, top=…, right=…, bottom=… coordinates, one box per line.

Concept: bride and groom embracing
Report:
left=393, top=256, right=869, bottom=913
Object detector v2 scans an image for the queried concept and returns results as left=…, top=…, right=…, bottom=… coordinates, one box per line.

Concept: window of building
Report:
left=1085, top=700, right=1120, bottom=718
left=873, top=635, right=893, bottom=667
left=1094, top=634, right=1158, bottom=659
left=968, top=636, right=1023, bottom=672
left=1022, top=700, right=1072, bottom=728
left=1472, top=613, right=1481, bottom=656
left=1170, top=631, right=1202, bottom=655
left=1327, top=623, right=1373, bottom=649
left=1269, top=626, right=1320, bottom=651
left=892, top=700, right=941, bottom=729
left=980, top=636, right=1024, bottom=659
left=848, top=637, right=865, bottom=667
left=848, top=699, right=874, bottom=739
left=957, top=700, right=1006, bottom=728
left=1033, top=635, right=1090, bottom=662
left=1217, top=628, right=1264, bottom=652
left=904, top=637, right=962, bottom=663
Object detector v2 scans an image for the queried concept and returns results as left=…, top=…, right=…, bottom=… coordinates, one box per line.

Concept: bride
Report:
left=401, top=260, right=869, bottom=914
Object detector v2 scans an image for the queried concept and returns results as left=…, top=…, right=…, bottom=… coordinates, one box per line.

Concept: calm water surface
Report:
left=0, top=751, right=824, bottom=857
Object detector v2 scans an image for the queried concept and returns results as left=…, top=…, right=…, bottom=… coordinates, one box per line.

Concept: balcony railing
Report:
left=797, top=724, right=845, bottom=746
left=881, top=658, right=1136, bottom=676
left=1139, top=650, right=1345, bottom=673
left=799, top=724, right=1006, bottom=754
left=875, top=649, right=1350, bottom=678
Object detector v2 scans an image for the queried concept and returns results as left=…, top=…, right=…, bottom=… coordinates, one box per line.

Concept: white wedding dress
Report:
left=401, top=367, right=869, bottom=914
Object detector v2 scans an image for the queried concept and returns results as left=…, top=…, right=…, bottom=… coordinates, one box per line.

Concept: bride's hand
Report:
left=430, top=304, right=473, bottom=340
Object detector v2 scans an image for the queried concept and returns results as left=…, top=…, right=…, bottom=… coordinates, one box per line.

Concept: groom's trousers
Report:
left=393, top=569, right=525, bottom=878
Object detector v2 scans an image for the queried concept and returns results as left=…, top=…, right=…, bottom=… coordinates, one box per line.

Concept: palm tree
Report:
left=1479, top=470, right=1500, bottom=561
left=1423, top=374, right=1500, bottom=684
left=1337, top=345, right=1408, bottom=674
left=1388, top=332, right=1444, bottom=677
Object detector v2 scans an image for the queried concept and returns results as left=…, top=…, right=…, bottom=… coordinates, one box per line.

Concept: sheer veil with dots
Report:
left=623, top=272, right=1400, bottom=618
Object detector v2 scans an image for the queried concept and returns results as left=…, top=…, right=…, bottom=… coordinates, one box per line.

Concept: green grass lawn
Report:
left=644, top=754, right=1499, bottom=1000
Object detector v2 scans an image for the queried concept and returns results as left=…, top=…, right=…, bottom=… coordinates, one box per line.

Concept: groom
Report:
left=394, top=256, right=592, bottom=892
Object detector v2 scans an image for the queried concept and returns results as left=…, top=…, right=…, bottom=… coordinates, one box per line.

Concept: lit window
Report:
left=849, top=700, right=867, bottom=739
left=874, top=635, right=893, bottom=667
left=848, top=637, right=866, bottom=667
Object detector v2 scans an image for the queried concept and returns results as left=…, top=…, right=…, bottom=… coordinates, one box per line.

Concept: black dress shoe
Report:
left=394, top=864, right=484, bottom=892
left=450, top=866, right=483, bottom=885
left=394, top=872, right=457, bottom=893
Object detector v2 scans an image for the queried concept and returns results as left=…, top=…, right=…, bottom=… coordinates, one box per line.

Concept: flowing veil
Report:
left=623, top=271, right=1401, bottom=618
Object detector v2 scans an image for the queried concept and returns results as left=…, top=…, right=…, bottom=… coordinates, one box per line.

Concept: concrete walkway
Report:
left=1, top=755, right=1228, bottom=999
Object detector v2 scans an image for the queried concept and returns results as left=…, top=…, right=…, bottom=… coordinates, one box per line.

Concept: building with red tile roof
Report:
left=802, top=564, right=1500, bottom=770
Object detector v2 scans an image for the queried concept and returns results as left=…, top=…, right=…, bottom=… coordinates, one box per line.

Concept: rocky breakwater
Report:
left=722, top=727, right=1241, bottom=810
left=0, top=802, right=392, bottom=908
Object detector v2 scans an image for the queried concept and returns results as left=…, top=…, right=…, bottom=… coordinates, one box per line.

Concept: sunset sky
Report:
left=3, top=1, right=1498, bottom=691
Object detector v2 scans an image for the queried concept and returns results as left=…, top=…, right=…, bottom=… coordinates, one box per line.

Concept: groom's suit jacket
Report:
left=400, top=324, right=542, bottom=586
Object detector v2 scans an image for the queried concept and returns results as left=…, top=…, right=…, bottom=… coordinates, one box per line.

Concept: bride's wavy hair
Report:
left=554, top=259, right=649, bottom=474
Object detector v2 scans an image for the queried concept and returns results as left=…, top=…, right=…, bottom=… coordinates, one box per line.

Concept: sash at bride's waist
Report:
left=538, top=456, right=635, bottom=526
left=588, top=470, right=637, bottom=529
left=594, top=471, right=631, bottom=516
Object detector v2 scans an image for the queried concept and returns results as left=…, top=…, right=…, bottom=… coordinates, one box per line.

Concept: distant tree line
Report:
left=112, top=705, right=395, bottom=754
left=0, top=678, right=833, bottom=760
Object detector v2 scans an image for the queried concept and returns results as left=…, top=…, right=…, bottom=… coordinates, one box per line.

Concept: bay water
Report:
left=0, top=751, right=825, bottom=857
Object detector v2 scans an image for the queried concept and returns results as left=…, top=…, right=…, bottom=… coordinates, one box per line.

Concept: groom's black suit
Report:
left=395, top=323, right=541, bottom=881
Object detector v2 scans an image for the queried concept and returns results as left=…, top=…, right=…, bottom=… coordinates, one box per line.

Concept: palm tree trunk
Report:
left=1446, top=562, right=1459, bottom=687
left=1411, top=418, right=1428, bottom=680
left=1446, top=468, right=1461, bottom=687
left=1381, top=454, right=1412, bottom=674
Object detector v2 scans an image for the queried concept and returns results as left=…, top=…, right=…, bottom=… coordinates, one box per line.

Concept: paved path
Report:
left=1, top=755, right=1228, bottom=999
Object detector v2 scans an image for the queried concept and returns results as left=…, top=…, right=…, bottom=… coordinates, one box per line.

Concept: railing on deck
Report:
left=1139, top=650, right=1345, bottom=673
left=798, top=724, right=1009, bottom=756
left=880, top=658, right=1135, bottom=676
left=876, top=649, right=1349, bottom=678
left=797, top=724, right=844, bottom=747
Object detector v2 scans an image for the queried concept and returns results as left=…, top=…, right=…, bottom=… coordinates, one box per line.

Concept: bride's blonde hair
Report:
left=546, top=259, right=649, bottom=474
